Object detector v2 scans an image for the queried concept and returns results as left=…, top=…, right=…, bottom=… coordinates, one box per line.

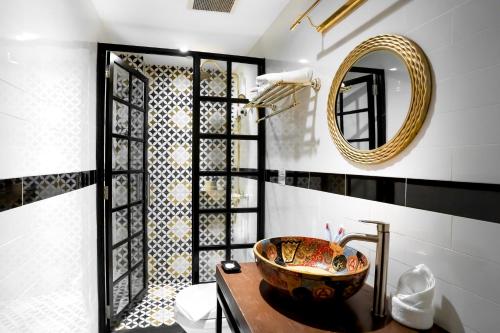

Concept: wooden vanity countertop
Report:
left=216, top=263, right=446, bottom=333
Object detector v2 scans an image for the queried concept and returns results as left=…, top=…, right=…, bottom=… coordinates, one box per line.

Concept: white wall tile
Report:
left=433, top=64, right=500, bottom=114
left=265, top=183, right=321, bottom=238
left=0, top=108, right=94, bottom=179
left=430, top=24, right=500, bottom=82
left=0, top=205, right=31, bottom=247
left=0, top=113, right=30, bottom=178
left=80, top=185, right=98, bottom=333
left=401, top=0, right=467, bottom=31
left=0, top=44, right=97, bottom=179
left=353, top=146, right=453, bottom=181
left=0, top=0, right=102, bottom=332
left=452, top=216, right=500, bottom=265
left=417, top=105, right=500, bottom=148
left=370, top=202, right=452, bottom=248
left=318, top=193, right=372, bottom=226
left=0, top=2, right=99, bottom=179
left=452, top=0, right=500, bottom=44
left=0, top=79, right=28, bottom=119
left=0, top=186, right=97, bottom=332
left=390, top=233, right=500, bottom=305
left=406, top=12, right=452, bottom=52
left=433, top=278, right=500, bottom=333
left=452, top=145, right=500, bottom=184
left=0, top=234, right=37, bottom=299
left=386, top=258, right=412, bottom=290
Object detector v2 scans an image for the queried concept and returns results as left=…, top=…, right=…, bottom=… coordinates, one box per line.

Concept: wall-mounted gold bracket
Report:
left=244, top=78, right=321, bottom=123
left=290, top=0, right=367, bottom=33
left=290, top=0, right=321, bottom=31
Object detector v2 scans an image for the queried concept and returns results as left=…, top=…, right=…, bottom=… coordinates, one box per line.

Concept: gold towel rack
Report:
left=244, top=78, right=321, bottom=123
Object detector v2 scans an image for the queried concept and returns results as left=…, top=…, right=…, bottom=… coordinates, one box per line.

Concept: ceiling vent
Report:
left=192, top=0, right=236, bottom=13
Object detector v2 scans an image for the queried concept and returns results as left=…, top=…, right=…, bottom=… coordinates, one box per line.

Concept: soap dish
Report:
left=221, top=260, right=241, bottom=273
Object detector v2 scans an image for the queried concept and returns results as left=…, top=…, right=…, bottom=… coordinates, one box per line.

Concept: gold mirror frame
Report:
left=327, top=34, right=432, bottom=164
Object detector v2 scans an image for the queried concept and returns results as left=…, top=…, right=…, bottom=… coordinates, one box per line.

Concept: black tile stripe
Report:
left=309, top=172, right=345, bottom=195
left=265, top=169, right=500, bottom=224
left=347, top=175, right=406, bottom=206
left=406, top=179, right=500, bottom=223
left=5, top=168, right=500, bottom=224
left=0, top=170, right=96, bottom=212
left=284, top=171, right=310, bottom=189
left=0, top=178, right=22, bottom=211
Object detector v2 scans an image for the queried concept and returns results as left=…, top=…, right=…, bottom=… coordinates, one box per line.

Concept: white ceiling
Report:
left=92, top=0, right=290, bottom=55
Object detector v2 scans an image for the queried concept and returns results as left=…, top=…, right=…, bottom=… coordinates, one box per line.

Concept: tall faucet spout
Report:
left=337, top=220, right=390, bottom=317
left=338, top=233, right=378, bottom=247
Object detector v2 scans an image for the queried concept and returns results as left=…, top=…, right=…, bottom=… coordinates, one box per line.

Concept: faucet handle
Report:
left=359, top=220, right=390, bottom=232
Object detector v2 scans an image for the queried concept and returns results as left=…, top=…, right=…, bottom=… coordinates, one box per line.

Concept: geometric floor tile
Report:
left=114, top=282, right=190, bottom=331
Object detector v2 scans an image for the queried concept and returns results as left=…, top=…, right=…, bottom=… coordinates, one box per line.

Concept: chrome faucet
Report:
left=338, top=220, right=390, bottom=317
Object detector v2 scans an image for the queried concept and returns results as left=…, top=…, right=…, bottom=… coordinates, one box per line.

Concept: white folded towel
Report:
left=391, top=264, right=436, bottom=330
left=256, top=67, right=313, bottom=87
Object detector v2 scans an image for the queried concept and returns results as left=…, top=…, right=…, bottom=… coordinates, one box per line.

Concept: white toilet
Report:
left=174, top=282, right=230, bottom=333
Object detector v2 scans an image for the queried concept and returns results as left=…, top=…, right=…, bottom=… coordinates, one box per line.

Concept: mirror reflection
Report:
left=335, top=50, right=411, bottom=150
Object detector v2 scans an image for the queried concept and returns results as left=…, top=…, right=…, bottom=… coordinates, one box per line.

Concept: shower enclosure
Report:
left=96, top=44, right=265, bottom=333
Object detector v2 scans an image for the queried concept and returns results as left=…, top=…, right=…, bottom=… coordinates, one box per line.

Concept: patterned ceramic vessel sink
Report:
left=253, top=236, right=369, bottom=301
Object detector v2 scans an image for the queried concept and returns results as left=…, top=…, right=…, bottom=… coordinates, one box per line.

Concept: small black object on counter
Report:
left=221, top=260, right=241, bottom=273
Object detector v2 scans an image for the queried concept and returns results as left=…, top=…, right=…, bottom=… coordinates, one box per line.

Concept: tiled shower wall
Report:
left=250, top=0, right=500, bottom=332
left=118, top=53, right=237, bottom=286
left=146, top=63, right=194, bottom=285
left=0, top=0, right=102, bottom=332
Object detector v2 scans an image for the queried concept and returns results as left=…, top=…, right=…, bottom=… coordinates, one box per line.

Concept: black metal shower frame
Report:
left=105, top=54, right=150, bottom=326
left=96, top=43, right=265, bottom=333
left=192, top=53, right=266, bottom=284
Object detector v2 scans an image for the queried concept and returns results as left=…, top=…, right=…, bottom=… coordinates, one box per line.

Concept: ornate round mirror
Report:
left=327, top=35, right=432, bottom=164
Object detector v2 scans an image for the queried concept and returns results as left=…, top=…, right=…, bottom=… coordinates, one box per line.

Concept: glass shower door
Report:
left=105, top=53, right=149, bottom=327
left=192, top=56, right=266, bottom=283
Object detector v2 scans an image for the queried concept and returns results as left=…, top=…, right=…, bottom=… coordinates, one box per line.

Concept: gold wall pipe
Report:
left=316, top=0, right=367, bottom=33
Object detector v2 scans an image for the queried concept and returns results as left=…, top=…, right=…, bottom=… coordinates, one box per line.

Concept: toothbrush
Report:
left=333, top=226, right=345, bottom=243
left=325, top=223, right=333, bottom=242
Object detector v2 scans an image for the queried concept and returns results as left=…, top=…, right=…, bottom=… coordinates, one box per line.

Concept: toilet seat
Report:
left=175, top=307, right=229, bottom=333
left=174, top=283, right=230, bottom=333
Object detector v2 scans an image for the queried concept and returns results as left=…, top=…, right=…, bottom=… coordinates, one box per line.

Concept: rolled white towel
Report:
left=258, top=83, right=271, bottom=94
left=256, top=67, right=313, bottom=87
left=248, top=84, right=272, bottom=101
left=391, top=264, right=435, bottom=330
left=248, top=91, right=258, bottom=102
